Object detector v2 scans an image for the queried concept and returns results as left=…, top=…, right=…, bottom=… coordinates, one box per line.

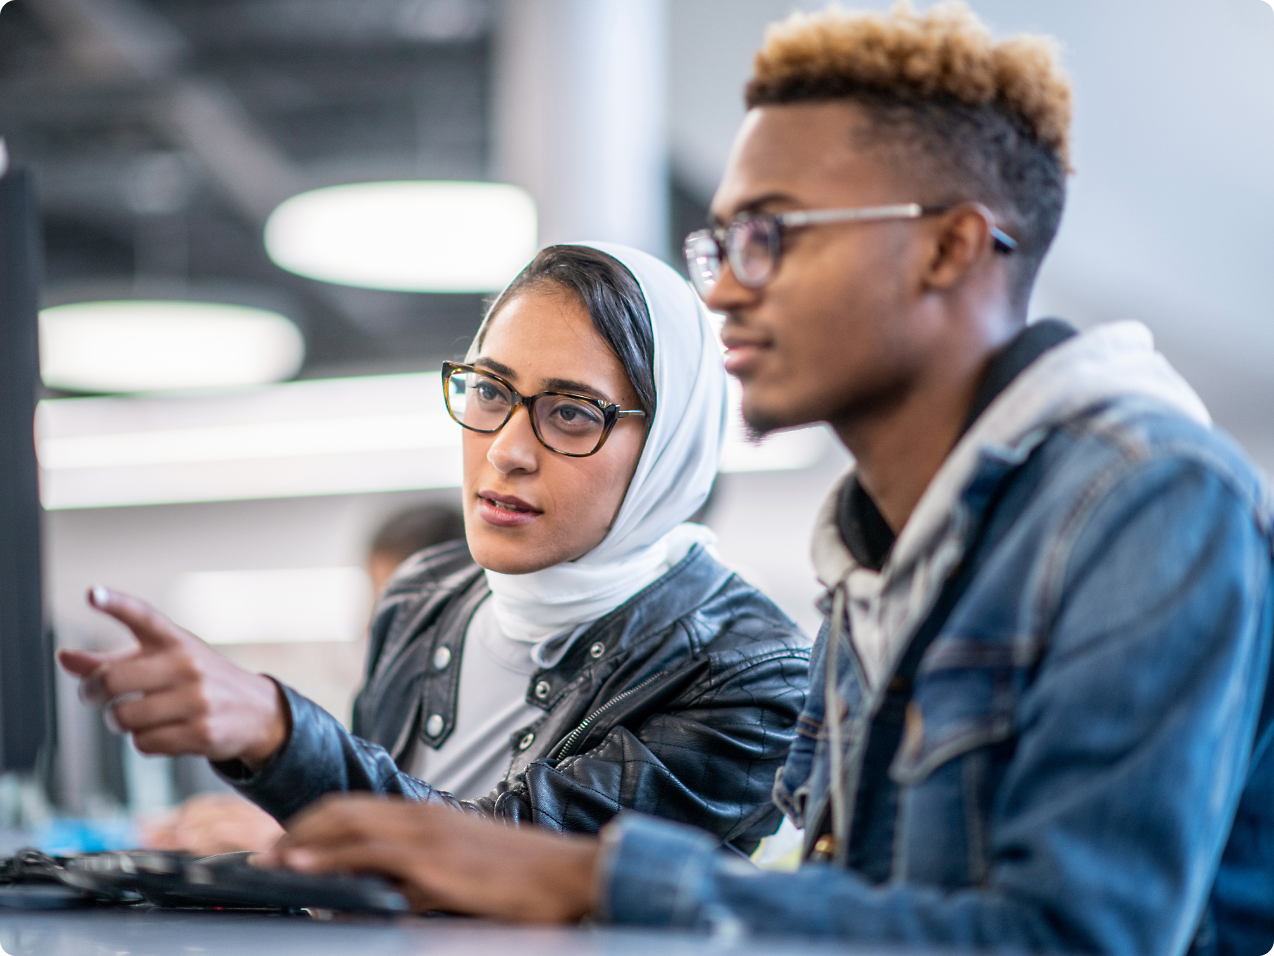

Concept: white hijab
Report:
left=477, top=242, right=728, bottom=646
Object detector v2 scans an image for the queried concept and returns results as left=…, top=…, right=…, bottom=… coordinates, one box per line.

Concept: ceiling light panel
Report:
left=39, top=301, right=305, bottom=394
left=264, top=181, right=537, bottom=292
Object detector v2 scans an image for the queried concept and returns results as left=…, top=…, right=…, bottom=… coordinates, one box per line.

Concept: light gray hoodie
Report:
left=810, top=320, right=1213, bottom=689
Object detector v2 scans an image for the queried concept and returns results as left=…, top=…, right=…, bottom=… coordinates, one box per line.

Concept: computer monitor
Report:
left=0, top=162, right=53, bottom=774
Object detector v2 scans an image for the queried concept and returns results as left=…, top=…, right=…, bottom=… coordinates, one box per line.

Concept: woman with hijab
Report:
left=59, top=243, right=810, bottom=854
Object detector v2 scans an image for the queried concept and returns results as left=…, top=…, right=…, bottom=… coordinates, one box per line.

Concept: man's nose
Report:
left=703, top=259, right=756, bottom=314
left=487, top=406, right=540, bottom=475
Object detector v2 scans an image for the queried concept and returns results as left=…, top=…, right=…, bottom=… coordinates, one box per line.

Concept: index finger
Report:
left=282, top=794, right=398, bottom=847
left=87, top=586, right=190, bottom=651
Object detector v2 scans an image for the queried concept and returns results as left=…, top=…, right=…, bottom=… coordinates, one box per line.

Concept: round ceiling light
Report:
left=39, top=301, right=305, bottom=394
left=263, top=181, right=537, bottom=293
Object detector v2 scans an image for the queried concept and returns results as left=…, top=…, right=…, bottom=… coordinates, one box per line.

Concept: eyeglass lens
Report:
left=684, top=217, right=781, bottom=297
left=684, top=232, right=722, bottom=299
left=446, top=368, right=609, bottom=455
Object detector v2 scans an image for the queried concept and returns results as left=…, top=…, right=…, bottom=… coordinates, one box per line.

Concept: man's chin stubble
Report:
left=741, top=407, right=804, bottom=443
left=740, top=388, right=829, bottom=441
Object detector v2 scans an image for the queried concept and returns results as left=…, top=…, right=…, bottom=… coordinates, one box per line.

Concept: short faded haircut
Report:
left=747, top=2, right=1072, bottom=307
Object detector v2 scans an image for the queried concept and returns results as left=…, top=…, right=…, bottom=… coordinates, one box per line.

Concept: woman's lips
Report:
left=476, top=491, right=543, bottom=528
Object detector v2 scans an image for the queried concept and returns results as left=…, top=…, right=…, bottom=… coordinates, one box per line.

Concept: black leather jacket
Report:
left=222, top=541, right=811, bottom=853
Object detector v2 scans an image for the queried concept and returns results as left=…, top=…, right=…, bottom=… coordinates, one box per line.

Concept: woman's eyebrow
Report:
left=472, top=360, right=614, bottom=403
left=472, top=357, right=517, bottom=380
left=544, top=377, right=613, bottom=403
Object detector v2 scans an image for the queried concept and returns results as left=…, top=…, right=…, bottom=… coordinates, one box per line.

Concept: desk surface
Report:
left=0, top=909, right=899, bottom=956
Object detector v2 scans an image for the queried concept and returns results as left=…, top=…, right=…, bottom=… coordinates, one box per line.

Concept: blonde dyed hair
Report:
left=744, top=2, right=1073, bottom=302
left=748, top=2, right=1072, bottom=166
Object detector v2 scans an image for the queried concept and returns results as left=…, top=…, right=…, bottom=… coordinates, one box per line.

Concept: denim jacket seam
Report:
left=889, top=712, right=1016, bottom=783
left=1037, top=435, right=1269, bottom=644
left=1033, top=442, right=1152, bottom=639
left=917, top=635, right=1047, bottom=674
left=1068, top=406, right=1269, bottom=531
left=962, top=749, right=991, bottom=885
left=795, top=713, right=823, bottom=739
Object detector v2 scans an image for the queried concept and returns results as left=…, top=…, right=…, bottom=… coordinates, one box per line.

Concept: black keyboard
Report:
left=0, top=847, right=409, bottom=914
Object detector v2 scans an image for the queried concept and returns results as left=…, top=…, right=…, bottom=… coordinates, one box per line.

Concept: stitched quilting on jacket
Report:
left=221, top=543, right=811, bottom=854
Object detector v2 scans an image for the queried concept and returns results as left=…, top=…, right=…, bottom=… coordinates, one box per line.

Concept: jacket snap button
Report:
left=425, top=713, right=444, bottom=737
left=589, top=642, right=605, bottom=658
left=433, top=646, right=452, bottom=670
left=518, top=732, right=535, bottom=751
left=534, top=680, right=551, bottom=699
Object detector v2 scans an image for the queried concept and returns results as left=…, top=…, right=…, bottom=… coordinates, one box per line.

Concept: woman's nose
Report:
left=487, top=407, right=541, bottom=475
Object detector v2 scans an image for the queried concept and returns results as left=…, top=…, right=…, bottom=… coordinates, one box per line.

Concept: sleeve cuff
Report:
left=212, top=676, right=293, bottom=784
left=212, top=683, right=333, bottom=821
left=595, top=812, right=722, bottom=928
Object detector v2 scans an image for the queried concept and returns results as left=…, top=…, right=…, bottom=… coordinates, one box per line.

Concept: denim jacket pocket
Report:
left=891, top=632, right=1029, bottom=780
left=884, top=640, right=1023, bottom=887
left=886, top=639, right=1014, bottom=790
left=888, top=709, right=1015, bottom=786
left=886, top=638, right=1022, bottom=787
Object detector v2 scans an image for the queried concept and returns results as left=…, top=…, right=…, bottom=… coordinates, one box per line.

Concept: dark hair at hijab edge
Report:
left=474, top=245, right=657, bottom=419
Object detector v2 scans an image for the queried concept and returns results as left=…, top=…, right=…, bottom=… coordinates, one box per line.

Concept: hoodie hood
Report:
left=811, top=320, right=1211, bottom=686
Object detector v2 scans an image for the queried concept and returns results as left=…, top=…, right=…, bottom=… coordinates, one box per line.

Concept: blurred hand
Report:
left=143, top=793, right=285, bottom=857
left=257, top=796, right=600, bottom=923
left=57, top=586, right=289, bottom=768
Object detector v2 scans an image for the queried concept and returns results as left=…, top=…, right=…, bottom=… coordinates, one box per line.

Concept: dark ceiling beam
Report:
left=30, top=0, right=185, bottom=79
left=11, top=0, right=493, bottom=374
left=167, top=81, right=301, bottom=225
left=154, top=0, right=490, bottom=48
left=28, top=0, right=302, bottom=226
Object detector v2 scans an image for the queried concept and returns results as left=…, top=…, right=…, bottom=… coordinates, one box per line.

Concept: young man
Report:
left=262, top=5, right=1274, bottom=952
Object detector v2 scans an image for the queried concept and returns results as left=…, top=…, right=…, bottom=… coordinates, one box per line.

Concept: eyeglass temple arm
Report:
left=615, top=410, right=647, bottom=418
left=988, top=227, right=1017, bottom=253
left=777, top=204, right=1017, bottom=254
left=777, top=203, right=927, bottom=227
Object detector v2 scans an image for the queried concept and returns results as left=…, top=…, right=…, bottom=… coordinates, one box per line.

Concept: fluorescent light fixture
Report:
left=168, top=567, right=371, bottom=644
left=37, top=373, right=461, bottom=509
left=39, top=300, right=305, bottom=394
left=36, top=372, right=830, bottom=510
left=264, top=181, right=537, bottom=292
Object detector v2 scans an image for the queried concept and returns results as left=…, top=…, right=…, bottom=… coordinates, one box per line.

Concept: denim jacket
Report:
left=597, top=322, right=1274, bottom=956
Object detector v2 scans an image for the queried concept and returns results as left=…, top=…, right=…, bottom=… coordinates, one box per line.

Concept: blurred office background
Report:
left=0, top=0, right=1271, bottom=820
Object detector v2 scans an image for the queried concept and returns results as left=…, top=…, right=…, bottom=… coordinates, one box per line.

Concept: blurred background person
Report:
left=366, top=505, right=468, bottom=598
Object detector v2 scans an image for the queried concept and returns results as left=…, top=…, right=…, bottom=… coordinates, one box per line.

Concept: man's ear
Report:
left=922, top=203, right=999, bottom=292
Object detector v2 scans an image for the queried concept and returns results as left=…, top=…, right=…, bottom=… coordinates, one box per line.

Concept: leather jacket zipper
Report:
left=551, top=671, right=668, bottom=760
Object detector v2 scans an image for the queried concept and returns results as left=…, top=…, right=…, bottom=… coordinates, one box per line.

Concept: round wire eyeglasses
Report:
left=442, top=361, right=646, bottom=457
left=683, top=202, right=1017, bottom=299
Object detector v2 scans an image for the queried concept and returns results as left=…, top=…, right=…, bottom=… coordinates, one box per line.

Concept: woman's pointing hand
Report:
left=58, top=586, right=290, bottom=769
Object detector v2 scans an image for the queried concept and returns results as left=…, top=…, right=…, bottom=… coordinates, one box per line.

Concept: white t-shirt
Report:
left=405, top=598, right=542, bottom=799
